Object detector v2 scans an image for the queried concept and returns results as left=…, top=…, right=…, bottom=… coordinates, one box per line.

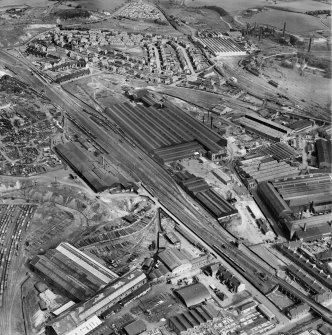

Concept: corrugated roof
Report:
left=175, top=283, right=211, bottom=307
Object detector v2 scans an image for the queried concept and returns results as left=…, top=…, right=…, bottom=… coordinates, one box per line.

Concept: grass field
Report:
left=240, top=8, right=328, bottom=34
left=180, top=0, right=331, bottom=13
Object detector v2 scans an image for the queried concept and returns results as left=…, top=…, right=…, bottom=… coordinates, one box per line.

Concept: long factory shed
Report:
left=104, top=101, right=227, bottom=161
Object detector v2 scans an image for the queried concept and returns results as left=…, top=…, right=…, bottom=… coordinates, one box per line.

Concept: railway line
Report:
left=1, top=49, right=332, bottom=326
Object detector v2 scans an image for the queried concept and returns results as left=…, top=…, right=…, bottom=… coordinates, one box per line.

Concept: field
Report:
left=240, top=8, right=328, bottom=34
left=179, top=0, right=331, bottom=13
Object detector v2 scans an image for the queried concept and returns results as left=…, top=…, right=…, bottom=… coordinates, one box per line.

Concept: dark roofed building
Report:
left=257, top=182, right=293, bottom=220
left=175, top=283, right=211, bottom=308
left=124, top=320, right=146, bottom=335
left=316, top=139, right=332, bottom=169
left=55, top=142, right=136, bottom=193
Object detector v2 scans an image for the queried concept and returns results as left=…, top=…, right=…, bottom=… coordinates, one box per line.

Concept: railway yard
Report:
left=0, top=1, right=331, bottom=335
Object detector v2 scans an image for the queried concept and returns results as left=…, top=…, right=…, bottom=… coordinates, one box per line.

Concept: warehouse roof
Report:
left=124, top=320, right=146, bottom=335
left=154, top=141, right=206, bottom=164
left=158, top=248, right=191, bottom=272
left=175, top=283, right=211, bottom=307
left=295, top=223, right=332, bottom=241
left=257, top=142, right=300, bottom=161
left=55, top=142, right=132, bottom=193
left=49, top=269, right=146, bottom=335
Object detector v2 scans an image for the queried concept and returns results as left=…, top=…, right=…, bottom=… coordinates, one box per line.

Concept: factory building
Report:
left=238, top=155, right=299, bottom=185
left=47, top=269, right=147, bottom=335
left=237, top=114, right=292, bottom=141
left=55, top=142, right=137, bottom=193
left=294, top=222, right=332, bottom=241
left=124, top=320, right=147, bottom=335
left=175, top=283, right=211, bottom=308
left=255, top=142, right=300, bottom=161
left=272, top=174, right=332, bottom=211
left=256, top=174, right=332, bottom=238
left=158, top=248, right=215, bottom=276
left=175, top=171, right=237, bottom=221
left=154, top=141, right=206, bottom=164
left=168, top=303, right=219, bottom=335
left=30, top=242, right=118, bottom=302
left=197, top=37, right=246, bottom=57
left=104, top=101, right=227, bottom=161
left=316, top=139, right=332, bottom=169
left=257, top=182, right=293, bottom=220
left=288, top=119, right=314, bottom=133
left=286, top=214, right=332, bottom=239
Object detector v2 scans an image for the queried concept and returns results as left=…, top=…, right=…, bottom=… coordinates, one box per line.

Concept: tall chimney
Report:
left=308, top=37, right=312, bottom=53
left=282, top=22, right=286, bottom=37
left=210, top=117, right=213, bottom=129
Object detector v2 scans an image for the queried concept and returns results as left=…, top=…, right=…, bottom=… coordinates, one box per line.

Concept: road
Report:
left=1, top=49, right=332, bottom=326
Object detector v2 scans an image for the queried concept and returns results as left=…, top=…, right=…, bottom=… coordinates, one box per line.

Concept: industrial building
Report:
left=288, top=119, right=314, bottom=133
left=168, top=303, right=219, bottom=335
left=256, top=182, right=293, bottom=220
left=295, top=223, right=332, bottom=241
left=286, top=214, right=332, bottom=239
left=104, top=101, right=227, bottom=161
left=238, top=156, right=299, bottom=186
left=197, top=37, right=246, bottom=57
left=31, top=242, right=118, bottom=302
left=256, top=174, right=332, bottom=238
left=316, top=139, right=332, bottom=169
left=154, top=141, right=206, bottom=164
left=272, top=174, right=332, bottom=211
left=175, top=171, right=237, bottom=221
left=55, top=142, right=136, bottom=193
left=124, top=320, right=147, bottom=335
left=48, top=269, right=147, bottom=335
left=237, top=114, right=292, bottom=141
left=158, top=248, right=215, bottom=276
left=175, top=283, right=211, bottom=308
left=255, top=142, right=300, bottom=161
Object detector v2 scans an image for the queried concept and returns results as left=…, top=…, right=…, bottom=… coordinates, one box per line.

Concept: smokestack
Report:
left=308, top=37, right=312, bottom=53
left=210, top=117, right=213, bottom=129
left=282, top=22, right=286, bottom=37
left=202, top=115, right=205, bottom=124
